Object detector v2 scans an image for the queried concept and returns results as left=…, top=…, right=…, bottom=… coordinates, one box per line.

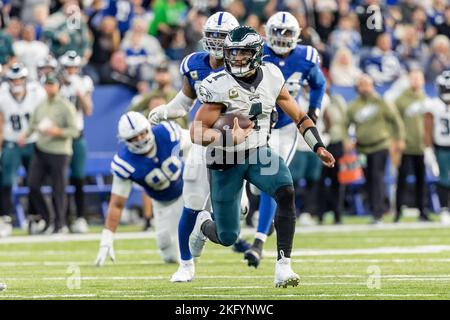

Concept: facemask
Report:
left=10, top=84, right=25, bottom=95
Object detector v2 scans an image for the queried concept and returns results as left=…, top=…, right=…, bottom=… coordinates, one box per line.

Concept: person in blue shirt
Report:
left=95, top=111, right=189, bottom=266
left=242, top=11, right=327, bottom=268
left=148, top=11, right=247, bottom=283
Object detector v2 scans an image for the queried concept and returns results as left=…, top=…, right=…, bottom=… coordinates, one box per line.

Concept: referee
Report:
left=19, top=73, right=79, bottom=234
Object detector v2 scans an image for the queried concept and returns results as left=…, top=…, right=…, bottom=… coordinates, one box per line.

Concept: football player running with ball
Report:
left=148, top=12, right=250, bottom=283
left=189, top=26, right=335, bottom=287
left=95, top=112, right=189, bottom=266
left=243, top=11, right=327, bottom=267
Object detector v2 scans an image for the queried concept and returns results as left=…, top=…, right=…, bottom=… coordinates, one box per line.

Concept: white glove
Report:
left=424, top=147, right=440, bottom=177
left=95, top=229, right=116, bottom=267
left=148, top=104, right=168, bottom=125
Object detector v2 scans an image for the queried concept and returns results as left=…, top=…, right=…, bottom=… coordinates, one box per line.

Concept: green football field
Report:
left=1, top=216, right=450, bottom=300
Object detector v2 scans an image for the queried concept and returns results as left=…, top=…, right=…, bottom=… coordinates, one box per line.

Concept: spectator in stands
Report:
left=183, top=8, right=207, bottom=56
left=425, top=70, right=450, bottom=224
left=288, top=87, right=327, bottom=225
left=0, top=19, right=16, bottom=69
left=99, top=50, right=147, bottom=93
left=129, top=63, right=188, bottom=128
left=314, top=2, right=339, bottom=44
left=36, top=54, right=58, bottom=83
left=0, top=63, right=47, bottom=237
left=43, top=0, right=92, bottom=61
left=223, top=0, right=246, bottom=24
left=427, top=0, right=447, bottom=28
left=148, top=0, right=188, bottom=49
left=32, top=4, right=49, bottom=40
left=345, top=74, right=405, bottom=224
left=328, top=13, right=362, bottom=58
left=6, top=18, right=23, bottom=41
left=361, top=33, right=404, bottom=86
left=394, top=69, right=431, bottom=222
left=15, top=0, right=49, bottom=24
left=435, top=5, right=450, bottom=37
left=131, top=0, right=153, bottom=25
left=59, top=50, right=94, bottom=234
left=86, top=0, right=107, bottom=32
left=356, top=0, right=386, bottom=48
left=411, top=5, right=435, bottom=43
left=317, top=90, right=348, bottom=225
left=13, top=24, right=49, bottom=81
left=19, top=73, right=79, bottom=234
left=121, top=17, right=166, bottom=82
left=296, top=13, right=324, bottom=51
left=395, top=24, right=429, bottom=70
left=329, top=47, right=362, bottom=87
left=425, top=35, right=450, bottom=81
left=103, top=0, right=136, bottom=37
left=399, top=0, right=418, bottom=24
left=85, top=15, right=121, bottom=84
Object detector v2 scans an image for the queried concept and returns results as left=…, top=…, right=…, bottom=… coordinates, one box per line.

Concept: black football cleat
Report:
left=244, top=246, right=262, bottom=268
left=232, top=238, right=251, bottom=253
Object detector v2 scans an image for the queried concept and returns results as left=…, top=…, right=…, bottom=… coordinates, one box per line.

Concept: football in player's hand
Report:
left=212, top=113, right=252, bottom=134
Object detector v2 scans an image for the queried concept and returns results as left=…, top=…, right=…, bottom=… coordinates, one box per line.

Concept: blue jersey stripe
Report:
left=112, top=159, right=132, bottom=175
left=126, top=114, right=135, bottom=129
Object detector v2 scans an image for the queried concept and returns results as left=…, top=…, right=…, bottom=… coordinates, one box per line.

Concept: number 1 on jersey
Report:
left=249, top=102, right=262, bottom=131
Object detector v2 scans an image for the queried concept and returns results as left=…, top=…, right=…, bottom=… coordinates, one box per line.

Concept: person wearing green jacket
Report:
left=345, top=74, right=406, bottom=224
left=18, top=73, right=79, bottom=234
left=394, top=69, right=431, bottom=222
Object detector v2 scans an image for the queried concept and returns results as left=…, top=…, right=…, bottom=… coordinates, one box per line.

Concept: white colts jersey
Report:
left=0, top=82, right=46, bottom=143
left=198, top=63, right=285, bottom=152
left=60, top=75, right=94, bottom=131
left=426, top=98, right=450, bottom=147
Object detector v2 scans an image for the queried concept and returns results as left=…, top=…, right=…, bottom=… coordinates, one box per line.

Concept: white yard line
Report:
left=1, top=222, right=449, bottom=244
left=0, top=293, right=441, bottom=299
left=0, top=274, right=446, bottom=281
left=3, top=245, right=450, bottom=258
left=2, top=257, right=450, bottom=268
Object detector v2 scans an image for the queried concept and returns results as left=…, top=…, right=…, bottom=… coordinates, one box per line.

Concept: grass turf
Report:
left=1, top=216, right=450, bottom=300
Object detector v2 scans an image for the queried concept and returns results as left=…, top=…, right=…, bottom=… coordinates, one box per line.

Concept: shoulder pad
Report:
left=111, top=153, right=136, bottom=179
left=156, top=121, right=182, bottom=143
left=179, top=52, right=209, bottom=76
left=301, top=45, right=320, bottom=65
left=197, top=71, right=229, bottom=104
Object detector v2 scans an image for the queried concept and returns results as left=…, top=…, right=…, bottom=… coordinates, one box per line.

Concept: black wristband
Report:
left=313, top=142, right=325, bottom=153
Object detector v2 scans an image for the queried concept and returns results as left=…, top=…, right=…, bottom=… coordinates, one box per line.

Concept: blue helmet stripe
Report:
left=282, top=13, right=286, bottom=23
left=126, top=114, right=135, bottom=129
left=218, top=12, right=224, bottom=25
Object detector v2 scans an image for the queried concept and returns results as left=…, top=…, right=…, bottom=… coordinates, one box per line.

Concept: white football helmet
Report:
left=265, top=11, right=301, bottom=55
left=202, top=11, right=239, bottom=59
left=6, top=63, right=28, bottom=95
left=118, top=112, right=155, bottom=154
left=37, top=55, right=58, bottom=70
left=59, top=50, right=82, bottom=68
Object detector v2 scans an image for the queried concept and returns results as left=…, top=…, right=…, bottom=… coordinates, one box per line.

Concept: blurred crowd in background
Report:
left=0, top=0, right=449, bottom=235
left=0, top=0, right=449, bottom=90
